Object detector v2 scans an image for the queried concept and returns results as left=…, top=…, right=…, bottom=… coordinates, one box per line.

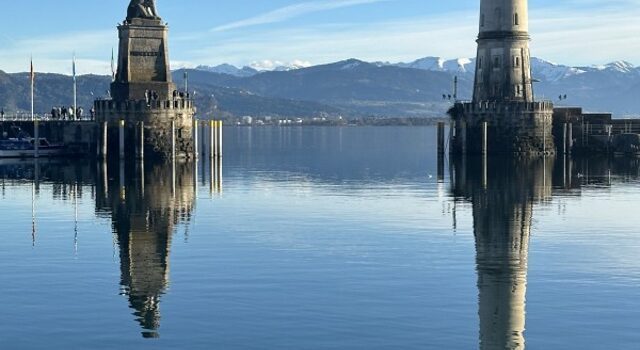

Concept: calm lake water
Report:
left=0, top=126, right=639, bottom=349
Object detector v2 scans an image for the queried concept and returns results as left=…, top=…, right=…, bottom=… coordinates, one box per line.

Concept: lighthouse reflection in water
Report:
left=95, top=158, right=219, bottom=338
left=451, top=155, right=552, bottom=350
left=2, top=127, right=640, bottom=349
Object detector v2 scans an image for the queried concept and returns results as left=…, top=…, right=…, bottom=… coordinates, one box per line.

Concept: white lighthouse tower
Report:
left=474, top=0, right=533, bottom=102
left=450, top=0, right=554, bottom=155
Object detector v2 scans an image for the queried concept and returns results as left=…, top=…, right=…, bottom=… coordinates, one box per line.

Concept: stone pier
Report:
left=94, top=1, right=195, bottom=160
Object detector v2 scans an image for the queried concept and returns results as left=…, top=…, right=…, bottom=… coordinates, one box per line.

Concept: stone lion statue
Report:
left=127, top=0, right=159, bottom=20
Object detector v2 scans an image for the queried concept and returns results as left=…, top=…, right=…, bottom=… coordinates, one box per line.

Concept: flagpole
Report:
left=30, top=57, right=34, bottom=122
left=111, top=48, right=116, bottom=82
left=73, top=54, right=77, bottom=120
left=184, top=71, right=188, bottom=93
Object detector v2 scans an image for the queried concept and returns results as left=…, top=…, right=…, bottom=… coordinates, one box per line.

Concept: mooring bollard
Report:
left=34, top=120, right=40, bottom=159
left=119, top=120, right=125, bottom=159
left=437, top=122, right=445, bottom=155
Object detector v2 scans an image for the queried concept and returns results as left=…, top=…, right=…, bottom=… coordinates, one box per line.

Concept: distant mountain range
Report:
left=1, top=57, right=640, bottom=118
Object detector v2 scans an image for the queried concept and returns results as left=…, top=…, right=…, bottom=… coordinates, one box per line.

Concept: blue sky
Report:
left=1, top=0, right=639, bottom=74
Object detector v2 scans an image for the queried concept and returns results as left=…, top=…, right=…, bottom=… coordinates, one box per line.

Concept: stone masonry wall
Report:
left=450, top=101, right=555, bottom=155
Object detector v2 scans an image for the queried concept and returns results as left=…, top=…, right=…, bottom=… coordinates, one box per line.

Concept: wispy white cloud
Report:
left=212, top=0, right=392, bottom=32
left=0, top=30, right=115, bottom=74
left=190, top=3, right=640, bottom=69
left=5, top=1, right=640, bottom=74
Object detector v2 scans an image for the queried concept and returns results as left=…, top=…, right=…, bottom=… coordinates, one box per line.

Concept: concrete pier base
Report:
left=450, top=101, right=555, bottom=156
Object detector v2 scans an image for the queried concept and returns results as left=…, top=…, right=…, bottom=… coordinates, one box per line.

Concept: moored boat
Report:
left=0, top=138, right=64, bottom=158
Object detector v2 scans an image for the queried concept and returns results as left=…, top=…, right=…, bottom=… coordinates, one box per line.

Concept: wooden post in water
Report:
left=543, top=116, right=547, bottom=155
left=481, top=121, right=488, bottom=155
left=101, top=122, right=108, bottom=159
left=193, top=119, right=199, bottom=160
left=567, top=123, right=573, bottom=155
left=213, top=121, right=219, bottom=157
left=209, top=120, right=216, bottom=159
left=461, top=121, right=467, bottom=155
left=119, top=159, right=126, bottom=201
left=200, top=121, right=206, bottom=157
left=482, top=152, right=488, bottom=189
left=437, top=151, right=445, bottom=183
left=217, top=156, right=222, bottom=193
left=171, top=119, right=176, bottom=160
left=119, top=120, right=125, bottom=159
left=218, top=121, right=223, bottom=158
left=562, top=123, right=568, bottom=155
left=34, top=120, right=39, bottom=159
left=449, top=121, right=455, bottom=155
left=136, top=121, right=144, bottom=160
left=437, top=122, right=445, bottom=155
left=209, top=151, right=215, bottom=196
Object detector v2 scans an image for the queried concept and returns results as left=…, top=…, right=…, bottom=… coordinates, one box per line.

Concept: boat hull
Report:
left=0, top=148, right=64, bottom=158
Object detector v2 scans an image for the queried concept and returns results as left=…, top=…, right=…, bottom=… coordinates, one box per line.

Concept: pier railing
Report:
left=0, top=114, right=96, bottom=122
left=454, top=100, right=554, bottom=114
left=94, top=98, right=194, bottom=113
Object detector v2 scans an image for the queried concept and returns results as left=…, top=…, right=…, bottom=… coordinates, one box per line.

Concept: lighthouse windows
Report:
left=493, top=56, right=501, bottom=70
left=480, top=14, right=485, bottom=27
left=513, top=56, right=521, bottom=68
left=514, top=13, right=519, bottom=26
left=515, top=84, right=523, bottom=97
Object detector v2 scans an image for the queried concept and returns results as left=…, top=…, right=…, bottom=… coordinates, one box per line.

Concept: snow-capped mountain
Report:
left=394, top=57, right=475, bottom=73
left=196, top=60, right=313, bottom=76
left=195, top=64, right=258, bottom=77
left=250, top=60, right=312, bottom=72
left=591, top=61, right=637, bottom=74
left=529, top=58, right=586, bottom=82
